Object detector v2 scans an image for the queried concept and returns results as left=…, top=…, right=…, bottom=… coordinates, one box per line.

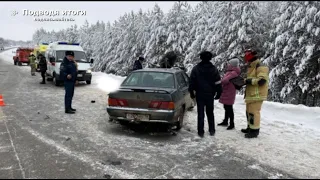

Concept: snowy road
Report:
left=0, top=48, right=304, bottom=179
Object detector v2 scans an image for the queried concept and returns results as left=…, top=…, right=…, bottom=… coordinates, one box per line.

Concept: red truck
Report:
left=13, top=47, right=34, bottom=66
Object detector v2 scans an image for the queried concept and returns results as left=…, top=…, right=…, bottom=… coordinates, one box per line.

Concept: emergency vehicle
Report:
left=13, top=47, right=34, bottom=66
left=45, top=42, right=93, bottom=86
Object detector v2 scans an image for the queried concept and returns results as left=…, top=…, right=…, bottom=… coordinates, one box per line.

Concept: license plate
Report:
left=77, top=74, right=83, bottom=77
left=126, top=114, right=149, bottom=121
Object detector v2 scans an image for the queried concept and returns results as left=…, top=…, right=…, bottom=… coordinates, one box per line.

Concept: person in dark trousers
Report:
left=218, top=58, right=241, bottom=130
left=132, top=57, right=144, bottom=71
left=61, top=51, right=77, bottom=114
left=38, top=54, right=47, bottom=84
left=189, top=51, right=222, bottom=137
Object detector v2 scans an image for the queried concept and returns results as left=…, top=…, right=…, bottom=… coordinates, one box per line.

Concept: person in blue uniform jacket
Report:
left=61, top=51, right=77, bottom=114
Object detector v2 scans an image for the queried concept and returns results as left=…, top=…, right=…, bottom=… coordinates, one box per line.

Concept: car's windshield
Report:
left=122, top=71, right=175, bottom=89
left=56, top=50, right=88, bottom=63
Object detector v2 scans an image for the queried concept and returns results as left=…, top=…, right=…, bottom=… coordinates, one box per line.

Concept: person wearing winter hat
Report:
left=242, top=49, right=269, bottom=138
left=188, top=51, right=222, bottom=137
left=217, top=58, right=241, bottom=130
left=132, top=56, right=144, bottom=71
left=61, top=50, right=77, bottom=114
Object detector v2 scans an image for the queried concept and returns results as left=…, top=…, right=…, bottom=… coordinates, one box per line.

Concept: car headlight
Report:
left=86, top=69, right=92, bottom=74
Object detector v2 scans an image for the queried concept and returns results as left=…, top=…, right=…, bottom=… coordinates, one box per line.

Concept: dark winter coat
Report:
left=133, top=60, right=142, bottom=71
left=38, top=56, right=47, bottom=72
left=61, top=57, right=77, bottom=82
left=219, top=65, right=241, bottom=105
left=188, top=61, right=222, bottom=99
left=159, top=51, right=178, bottom=68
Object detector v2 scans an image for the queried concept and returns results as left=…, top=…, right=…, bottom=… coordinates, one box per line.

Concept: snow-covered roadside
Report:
left=0, top=47, right=17, bottom=63
left=184, top=95, right=320, bottom=179
left=94, top=72, right=320, bottom=178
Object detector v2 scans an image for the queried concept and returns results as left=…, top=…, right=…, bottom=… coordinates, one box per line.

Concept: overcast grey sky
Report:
left=0, top=1, right=200, bottom=41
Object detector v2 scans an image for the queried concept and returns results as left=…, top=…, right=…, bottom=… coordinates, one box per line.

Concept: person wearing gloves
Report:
left=242, top=49, right=269, bottom=138
left=189, top=51, right=222, bottom=137
left=217, top=58, right=241, bottom=130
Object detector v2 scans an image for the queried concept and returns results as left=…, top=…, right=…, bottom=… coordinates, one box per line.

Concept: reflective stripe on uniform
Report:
left=215, top=80, right=221, bottom=85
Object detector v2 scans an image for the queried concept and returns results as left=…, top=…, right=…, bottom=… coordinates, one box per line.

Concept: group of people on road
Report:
left=189, top=49, right=269, bottom=138
left=28, top=53, right=47, bottom=84
left=132, top=49, right=269, bottom=139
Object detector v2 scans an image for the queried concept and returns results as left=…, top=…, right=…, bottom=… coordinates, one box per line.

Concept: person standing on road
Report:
left=132, top=56, right=144, bottom=71
left=29, top=53, right=36, bottom=76
left=38, top=54, right=47, bottom=84
left=188, top=51, right=222, bottom=137
left=61, top=51, right=77, bottom=114
left=217, top=58, right=241, bottom=130
left=241, top=49, right=269, bottom=138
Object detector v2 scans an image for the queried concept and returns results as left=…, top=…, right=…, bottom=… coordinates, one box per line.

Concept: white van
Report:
left=45, top=42, right=94, bottom=86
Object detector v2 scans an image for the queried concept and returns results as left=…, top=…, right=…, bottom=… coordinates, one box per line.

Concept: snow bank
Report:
left=0, top=48, right=17, bottom=63
left=92, top=72, right=126, bottom=94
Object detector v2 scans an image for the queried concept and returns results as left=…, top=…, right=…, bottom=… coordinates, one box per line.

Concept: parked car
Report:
left=107, top=68, right=194, bottom=130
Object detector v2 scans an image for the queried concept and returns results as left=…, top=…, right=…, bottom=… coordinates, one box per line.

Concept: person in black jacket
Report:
left=189, top=51, right=222, bottom=137
left=38, top=54, right=47, bottom=84
left=61, top=51, right=77, bottom=114
left=132, top=57, right=144, bottom=71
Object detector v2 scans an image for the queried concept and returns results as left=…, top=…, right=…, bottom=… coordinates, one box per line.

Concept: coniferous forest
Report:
left=31, top=1, right=320, bottom=107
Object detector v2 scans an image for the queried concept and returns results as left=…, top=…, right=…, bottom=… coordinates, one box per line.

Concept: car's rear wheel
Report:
left=175, top=107, right=185, bottom=131
left=86, top=80, right=91, bottom=84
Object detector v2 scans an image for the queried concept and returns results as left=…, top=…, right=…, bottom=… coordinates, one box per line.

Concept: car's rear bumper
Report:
left=107, top=106, right=177, bottom=123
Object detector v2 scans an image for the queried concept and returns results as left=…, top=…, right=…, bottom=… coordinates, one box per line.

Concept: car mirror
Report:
left=90, top=59, right=94, bottom=64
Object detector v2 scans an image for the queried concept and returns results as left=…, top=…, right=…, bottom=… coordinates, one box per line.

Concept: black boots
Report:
left=241, top=125, right=250, bottom=133
left=218, top=120, right=234, bottom=130
left=227, top=123, right=234, bottom=130
left=40, top=81, right=46, bottom=84
left=245, top=129, right=259, bottom=138
left=65, top=107, right=76, bottom=114
left=218, top=120, right=228, bottom=126
left=65, top=109, right=75, bottom=114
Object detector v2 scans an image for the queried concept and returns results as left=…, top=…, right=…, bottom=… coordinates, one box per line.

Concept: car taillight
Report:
left=149, top=101, right=175, bottom=110
left=108, top=98, right=128, bottom=107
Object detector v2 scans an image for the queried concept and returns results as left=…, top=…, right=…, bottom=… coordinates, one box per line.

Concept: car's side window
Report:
left=176, top=73, right=187, bottom=89
left=182, top=72, right=189, bottom=85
